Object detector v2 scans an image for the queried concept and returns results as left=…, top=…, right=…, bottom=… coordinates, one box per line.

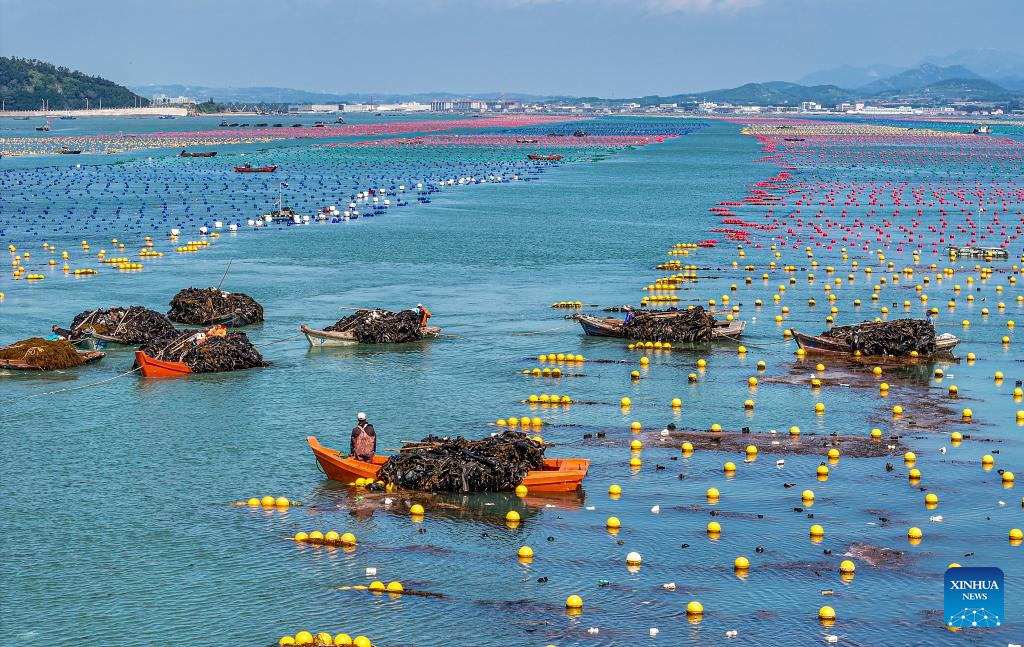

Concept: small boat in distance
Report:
left=180, top=149, right=218, bottom=157
left=60, top=115, right=76, bottom=120
left=234, top=163, right=277, bottom=173
left=57, top=148, right=82, bottom=154
left=35, top=123, right=50, bottom=131
left=972, top=124, right=992, bottom=135
left=527, top=154, right=563, bottom=161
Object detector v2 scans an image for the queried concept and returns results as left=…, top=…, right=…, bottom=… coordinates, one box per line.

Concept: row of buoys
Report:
left=537, top=352, right=585, bottom=362
left=279, top=631, right=372, bottom=646
left=293, top=531, right=356, bottom=546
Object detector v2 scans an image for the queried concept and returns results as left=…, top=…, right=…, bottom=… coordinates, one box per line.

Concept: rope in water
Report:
left=513, top=322, right=576, bottom=336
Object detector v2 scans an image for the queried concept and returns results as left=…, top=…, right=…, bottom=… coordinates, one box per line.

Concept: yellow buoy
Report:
left=608, top=484, right=622, bottom=495
left=839, top=560, right=855, bottom=574
left=566, top=595, right=583, bottom=609
left=818, top=606, right=836, bottom=621
left=706, top=487, right=720, bottom=500
left=908, top=527, right=923, bottom=540
left=410, top=503, right=425, bottom=515
left=687, top=600, right=703, bottom=615
left=606, top=516, right=621, bottom=529
left=734, top=556, right=749, bottom=569
left=707, top=521, right=721, bottom=533
left=505, top=510, right=521, bottom=523
left=809, top=524, right=824, bottom=537
left=517, top=546, right=534, bottom=559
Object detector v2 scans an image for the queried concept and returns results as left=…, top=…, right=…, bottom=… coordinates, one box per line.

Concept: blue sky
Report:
left=1, top=0, right=1022, bottom=96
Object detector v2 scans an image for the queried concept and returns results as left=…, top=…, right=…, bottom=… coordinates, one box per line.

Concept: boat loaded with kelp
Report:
left=792, top=319, right=959, bottom=358
left=576, top=308, right=744, bottom=342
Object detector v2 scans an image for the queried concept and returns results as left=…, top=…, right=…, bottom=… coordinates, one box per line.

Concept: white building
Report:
left=800, top=101, right=822, bottom=112
left=153, top=94, right=196, bottom=105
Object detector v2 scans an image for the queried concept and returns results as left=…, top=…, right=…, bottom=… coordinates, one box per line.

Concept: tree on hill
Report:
left=0, top=57, right=148, bottom=110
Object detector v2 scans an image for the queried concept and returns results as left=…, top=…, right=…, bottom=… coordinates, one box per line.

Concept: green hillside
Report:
left=0, top=57, right=148, bottom=110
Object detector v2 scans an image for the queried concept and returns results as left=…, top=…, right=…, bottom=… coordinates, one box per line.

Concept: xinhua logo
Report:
left=944, top=566, right=1004, bottom=628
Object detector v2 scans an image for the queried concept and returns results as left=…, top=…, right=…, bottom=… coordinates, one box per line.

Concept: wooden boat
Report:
left=301, top=324, right=441, bottom=346
left=57, top=149, right=82, bottom=154
left=180, top=150, right=217, bottom=157
left=234, top=164, right=277, bottom=173
left=791, top=330, right=960, bottom=357
left=0, top=350, right=104, bottom=371
left=576, top=313, right=745, bottom=339
left=307, top=436, right=589, bottom=492
left=527, top=154, right=563, bottom=161
left=134, top=350, right=192, bottom=377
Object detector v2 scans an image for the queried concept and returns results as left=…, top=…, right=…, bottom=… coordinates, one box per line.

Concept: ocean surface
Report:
left=1, top=116, right=1022, bottom=646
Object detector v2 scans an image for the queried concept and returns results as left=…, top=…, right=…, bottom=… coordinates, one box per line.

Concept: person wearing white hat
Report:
left=416, top=303, right=432, bottom=328
left=350, top=412, right=376, bottom=461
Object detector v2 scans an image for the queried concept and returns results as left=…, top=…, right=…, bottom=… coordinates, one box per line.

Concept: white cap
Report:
left=357, top=412, right=366, bottom=420
left=416, top=303, right=423, bottom=307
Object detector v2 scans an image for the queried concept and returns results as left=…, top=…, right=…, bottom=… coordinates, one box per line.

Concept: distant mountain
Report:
left=0, top=57, right=147, bottom=110
left=993, top=76, right=1024, bottom=92
left=797, top=64, right=906, bottom=89
left=859, top=64, right=981, bottom=94
left=902, top=78, right=1012, bottom=102
left=130, top=84, right=566, bottom=104
left=696, top=81, right=852, bottom=106
left=921, top=48, right=1024, bottom=80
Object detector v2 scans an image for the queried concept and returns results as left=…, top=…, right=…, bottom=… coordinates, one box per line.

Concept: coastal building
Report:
left=152, top=94, right=196, bottom=106
left=800, top=101, right=823, bottom=112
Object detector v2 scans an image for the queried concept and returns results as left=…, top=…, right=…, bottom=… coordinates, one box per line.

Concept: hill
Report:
left=798, top=63, right=906, bottom=89
left=0, top=57, right=147, bottom=110
left=131, top=84, right=568, bottom=104
left=858, top=63, right=980, bottom=94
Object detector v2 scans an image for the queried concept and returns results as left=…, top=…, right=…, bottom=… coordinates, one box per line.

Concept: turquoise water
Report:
left=1, top=119, right=1022, bottom=646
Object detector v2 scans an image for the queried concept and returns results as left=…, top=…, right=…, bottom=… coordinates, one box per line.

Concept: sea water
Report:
left=1, top=118, right=1022, bottom=646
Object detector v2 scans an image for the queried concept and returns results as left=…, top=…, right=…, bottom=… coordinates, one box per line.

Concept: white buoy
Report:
left=199, top=226, right=208, bottom=234
left=246, top=219, right=254, bottom=226
left=214, top=221, right=223, bottom=229
left=170, top=228, right=180, bottom=236
left=229, top=223, right=238, bottom=231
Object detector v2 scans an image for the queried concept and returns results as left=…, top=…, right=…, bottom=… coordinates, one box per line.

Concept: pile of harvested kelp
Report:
left=0, top=338, right=85, bottom=370
left=143, top=331, right=267, bottom=373
left=378, top=431, right=545, bottom=493
left=822, top=319, right=936, bottom=356
left=325, top=309, right=423, bottom=344
left=167, top=288, right=264, bottom=326
left=622, top=307, right=717, bottom=342
left=70, top=306, right=178, bottom=344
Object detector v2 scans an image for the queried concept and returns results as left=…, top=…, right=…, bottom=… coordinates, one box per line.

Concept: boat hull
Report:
left=234, top=165, right=277, bottom=173
left=301, top=324, right=441, bottom=347
left=792, top=330, right=960, bottom=357
left=134, top=350, right=192, bottom=377
left=576, top=314, right=745, bottom=340
left=307, top=436, right=588, bottom=492
left=0, top=350, right=104, bottom=371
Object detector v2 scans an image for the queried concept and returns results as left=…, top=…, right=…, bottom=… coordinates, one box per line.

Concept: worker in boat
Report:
left=623, top=306, right=635, bottom=324
left=50, top=325, right=73, bottom=340
left=350, top=412, right=377, bottom=461
left=416, top=303, right=432, bottom=328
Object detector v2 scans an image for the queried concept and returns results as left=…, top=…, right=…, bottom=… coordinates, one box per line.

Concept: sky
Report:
left=1, top=0, right=1023, bottom=97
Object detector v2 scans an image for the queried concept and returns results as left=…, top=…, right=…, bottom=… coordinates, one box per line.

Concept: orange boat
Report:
left=307, top=436, right=589, bottom=493
left=134, top=350, right=192, bottom=377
